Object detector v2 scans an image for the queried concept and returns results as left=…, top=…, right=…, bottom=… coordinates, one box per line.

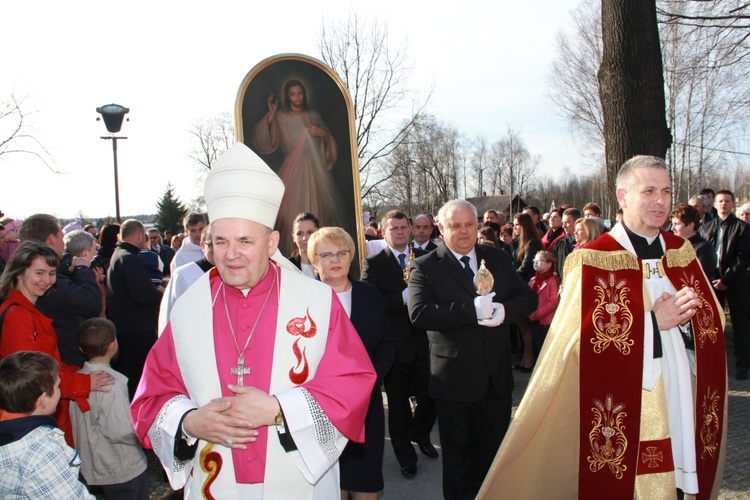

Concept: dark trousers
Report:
left=435, top=382, right=511, bottom=500
left=716, top=277, right=750, bottom=370
left=114, top=330, right=157, bottom=399
left=383, top=359, right=436, bottom=467
left=100, top=470, right=149, bottom=500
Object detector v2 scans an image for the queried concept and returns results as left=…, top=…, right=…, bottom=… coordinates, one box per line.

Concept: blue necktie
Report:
left=460, top=256, right=474, bottom=279
left=398, top=253, right=406, bottom=270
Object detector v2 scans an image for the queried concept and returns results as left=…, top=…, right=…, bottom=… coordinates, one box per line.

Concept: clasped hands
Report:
left=474, top=292, right=506, bottom=327
left=653, top=286, right=699, bottom=331
left=181, top=385, right=280, bottom=450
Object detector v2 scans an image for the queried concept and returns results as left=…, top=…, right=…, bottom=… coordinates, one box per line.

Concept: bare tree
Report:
left=0, top=93, right=55, bottom=171
left=492, top=126, right=538, bottom=213
left=318, top=11, right=430, bottom=199
left=471, top=136, right=490, bottom=196
left=548, top=0, right=605, bottom=165
left=187, top=111, right=234, bottom=172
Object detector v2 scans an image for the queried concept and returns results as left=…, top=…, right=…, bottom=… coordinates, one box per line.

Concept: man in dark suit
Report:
left=412, top=214, right=438, bottom=251
left=700, top=189, right=750, bottom=380
left=408, top=199, right=537, bottom=499
left=361, top=210, right=438, bottom=479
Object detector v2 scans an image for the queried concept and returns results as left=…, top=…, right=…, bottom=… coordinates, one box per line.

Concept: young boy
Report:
left=0, top=351, right=94, bottom=499
left=69, top=318, right=148, bottom=499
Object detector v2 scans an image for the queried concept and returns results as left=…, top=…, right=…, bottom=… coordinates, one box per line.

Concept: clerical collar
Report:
left=622, top=222, right=663, bottom=259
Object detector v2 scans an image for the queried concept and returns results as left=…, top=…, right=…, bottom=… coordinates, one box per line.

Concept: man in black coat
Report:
left=408, top=199, right=537, bottom=500
left=107, top=219, right=164, bottom=397
left=699, top=189, right=750, bottom=380
left=19, top=215, right=103, bottom=368
left=412, top=214, right=438, bottom=251
left=361, top=210, right=437, bottom=479
left=148, top=227, right=175, bottom=276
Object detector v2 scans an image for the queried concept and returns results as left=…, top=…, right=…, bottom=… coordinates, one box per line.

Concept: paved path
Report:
left=146, top=331, right=750, bottom=499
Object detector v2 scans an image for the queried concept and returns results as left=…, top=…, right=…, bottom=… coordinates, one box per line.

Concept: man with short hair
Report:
left=700, top=188, right=719, bottom=220
left=158, top=226, right=215, bottom=333
left=170, top=213, right=207, bottom=273
left=361, top=211, right=437, bottom=479
left=523, top=206, right=546, bottom=236
left=148, top=227, right=175, bottom=275
left=582, top=201, right=602, bottom=218
left=412, top=214, right=437, bottom=251
left=483, top=210, right=498, bottom=224
left=20, top=215, right=103, bottom=369
left=689, top=194, right=713, bottom=225
left=700, top=189, right=750, bottom=380
left=551, top=207, right=581, bottom=279
left=107, top=219, right=164, bottom=398
left=131, top=143, right=376, bottom=498
left=481, top=156, right=727, bottom=498
left=408, top=200, right=537, bottom=499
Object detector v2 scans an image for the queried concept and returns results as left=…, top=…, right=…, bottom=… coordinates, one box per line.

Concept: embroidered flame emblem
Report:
left=286, top=308, right=317, bottom=338
left=287, top=308, right=317, bottom=384
left=200, top=443, right=223, bottom=500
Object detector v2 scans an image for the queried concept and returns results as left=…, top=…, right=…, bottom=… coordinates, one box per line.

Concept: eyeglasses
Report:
left=317, top=250, right=351, bottom=262
left=533, top=259, right=549, bottom=263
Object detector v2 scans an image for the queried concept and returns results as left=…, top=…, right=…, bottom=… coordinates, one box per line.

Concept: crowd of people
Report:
left=0, top=151, right=748, bottom=498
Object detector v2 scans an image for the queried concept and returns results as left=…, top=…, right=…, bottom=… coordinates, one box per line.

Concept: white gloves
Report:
left=478, top=303, right=506, bottom=327
left=474, top=292, right=496, bottom=320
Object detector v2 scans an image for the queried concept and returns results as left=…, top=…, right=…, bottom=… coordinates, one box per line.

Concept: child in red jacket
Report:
left=528, top=250, right=560, bottom=354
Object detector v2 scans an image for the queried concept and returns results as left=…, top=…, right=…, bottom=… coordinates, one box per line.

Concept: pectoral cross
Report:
left=231, top=356, right=251, bottom=385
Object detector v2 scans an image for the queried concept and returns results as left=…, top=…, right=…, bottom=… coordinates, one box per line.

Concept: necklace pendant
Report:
left=231, top=355, right=251, bottom=386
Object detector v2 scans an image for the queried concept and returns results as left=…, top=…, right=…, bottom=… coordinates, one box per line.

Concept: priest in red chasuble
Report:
left=479, top=155, right=727, bottom=499
left=130, top=143, right=376, bottom=499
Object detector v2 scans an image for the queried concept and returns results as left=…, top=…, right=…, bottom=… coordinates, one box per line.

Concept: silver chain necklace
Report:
left=223, top=265, right=277, bottom=385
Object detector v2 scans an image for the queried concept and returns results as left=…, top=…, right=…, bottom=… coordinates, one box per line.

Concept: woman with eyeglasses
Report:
left=307, top=227, right=396, bottom=500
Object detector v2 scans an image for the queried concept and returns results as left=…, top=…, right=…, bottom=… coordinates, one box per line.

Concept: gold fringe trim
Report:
left=564, top=249, right=640, bottom=275
left=664, top=240, right=696, bottom=269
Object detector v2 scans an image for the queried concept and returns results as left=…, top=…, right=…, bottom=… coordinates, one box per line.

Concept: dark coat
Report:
left=407, top=242, right=537, bottom=403
left=154, top=245, right=176, bottom=275
left=37, top=262, right=102, bottom=368
left=106, top=242, right=163, bottom=333
left=700, top=213, right=750, bottom=287
left=361, top=246, right=427, bottom=364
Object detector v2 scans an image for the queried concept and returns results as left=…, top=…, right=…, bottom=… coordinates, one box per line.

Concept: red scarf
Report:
left=531, top=270, right=555, bottom=293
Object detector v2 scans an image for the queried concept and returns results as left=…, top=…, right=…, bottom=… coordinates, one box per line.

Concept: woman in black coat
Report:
left=308, top=227, right=396, bottom=499
left=512, top=213, right=544, bottom=371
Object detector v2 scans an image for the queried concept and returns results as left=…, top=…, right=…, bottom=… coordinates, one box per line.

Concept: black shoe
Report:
left=737, top=368, right=749, bottom=380
left=401, top=464, right=417, bottom=478
left=416, top=442, right=439, bottom=459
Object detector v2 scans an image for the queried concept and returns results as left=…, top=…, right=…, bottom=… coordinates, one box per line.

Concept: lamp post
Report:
left=96, top=104, right=129, bottom=223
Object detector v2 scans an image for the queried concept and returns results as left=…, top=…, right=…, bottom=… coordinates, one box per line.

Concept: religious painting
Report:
left=235, top=53, right=364, bottom=273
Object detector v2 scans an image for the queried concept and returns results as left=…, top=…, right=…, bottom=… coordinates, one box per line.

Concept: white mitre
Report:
left=204, top=142, right=299, bottom=272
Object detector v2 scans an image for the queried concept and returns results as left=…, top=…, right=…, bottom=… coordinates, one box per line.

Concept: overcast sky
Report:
left=1, top=0, right=584, bottom=221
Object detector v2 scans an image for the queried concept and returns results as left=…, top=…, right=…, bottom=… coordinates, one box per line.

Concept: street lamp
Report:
left=96, top=104, right=129, bottom=222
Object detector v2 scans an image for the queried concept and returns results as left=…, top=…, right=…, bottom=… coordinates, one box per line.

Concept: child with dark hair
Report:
left=69, top=318, right=148, bottom=499
left=0, top=351, right=94, bottom=498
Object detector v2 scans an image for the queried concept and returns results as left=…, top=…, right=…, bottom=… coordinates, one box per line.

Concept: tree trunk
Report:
left=598, top=0, right=672, bottom=218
